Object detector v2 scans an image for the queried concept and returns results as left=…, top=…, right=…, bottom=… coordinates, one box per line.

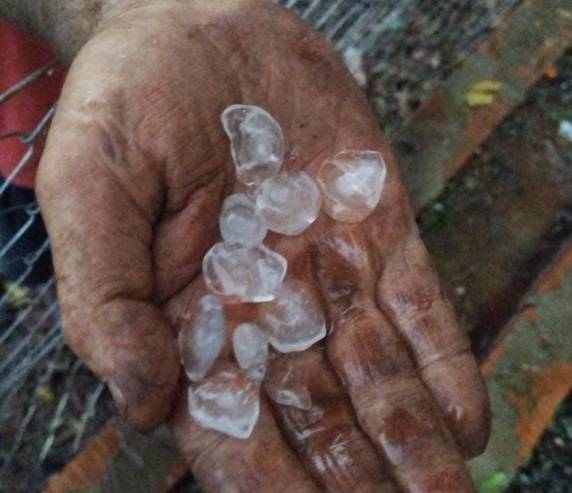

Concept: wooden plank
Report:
left=43, top=421, right=187, bottom=493
left=471, top=238, right=572, bottom=490
left=393, top=0, right=572, bottom=212
left=420, top=46, right=572, bottom=351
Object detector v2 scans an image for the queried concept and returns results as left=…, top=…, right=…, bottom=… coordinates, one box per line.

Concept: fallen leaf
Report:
left=3, top=280, right=31, bottom=308
left=469, top=80, right=502, bottom=92
left=545, top=66, right=558, bottom=79
left=464, top=79, right=502, bottom=108
left=477, top=471, right=509, bottom=493
left=465, top=92, right=495, bottom=107
left=35, top=384, right=55, bottom=403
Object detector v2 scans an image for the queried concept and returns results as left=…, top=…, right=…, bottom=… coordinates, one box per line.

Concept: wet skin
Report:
left=36, top=1, right=490, bottom=491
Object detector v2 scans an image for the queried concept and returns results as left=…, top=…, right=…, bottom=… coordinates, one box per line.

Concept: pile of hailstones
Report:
left=179, top=105, right=387, bottom=439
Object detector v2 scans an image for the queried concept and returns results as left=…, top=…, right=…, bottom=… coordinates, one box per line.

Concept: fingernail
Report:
left=108, top=381, right=128, bottom=420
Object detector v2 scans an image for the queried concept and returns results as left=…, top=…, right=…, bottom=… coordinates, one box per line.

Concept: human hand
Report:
left=36, top=1, right=490, bottom=491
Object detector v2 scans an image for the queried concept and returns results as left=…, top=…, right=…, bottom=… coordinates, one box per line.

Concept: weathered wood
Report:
left=43, top=421, right=187, bottom=493
left=471, top=238, right=572, bottom=490
left=393, top=0, right=572, bottom=212
left=420, top=46, right=572, bottom=350
left=43, top=422, right=119, bottom=493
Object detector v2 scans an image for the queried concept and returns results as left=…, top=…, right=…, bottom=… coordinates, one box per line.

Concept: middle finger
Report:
left=314, top=229, right=475, bottom=493
left=266, top=236, right=396, bottom=493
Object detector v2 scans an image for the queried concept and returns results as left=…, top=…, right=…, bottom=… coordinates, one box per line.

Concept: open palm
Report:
left=37, top=1, right=489, bottom=491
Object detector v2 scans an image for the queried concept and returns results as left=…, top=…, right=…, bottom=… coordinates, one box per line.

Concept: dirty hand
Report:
left=36, top=1, right=490, bottom=491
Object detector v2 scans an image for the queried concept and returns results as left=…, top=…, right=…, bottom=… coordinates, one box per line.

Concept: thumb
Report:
left=36, top=101, right=179, bottom=431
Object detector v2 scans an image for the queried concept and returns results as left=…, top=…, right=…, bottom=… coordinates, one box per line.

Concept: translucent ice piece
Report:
left=219, top=194, right=267, bottom=246
left=188, top=370, right=260, bottom=439
left=265, top=361, right=312, bottom=411
left=266, top=386, right=312, bottom=411
left=343, top=46, right=367, bottom=87
left=255, top=172, right=322, bottom=236
left=559, top=120, right=572, bottom=143
left=317, top=150, right=387, bottom=223
left=221, top=105, right=285, bottom=186
left=259, top=281, right=326, bottom=353
left=178, top=295, right=225, bottom=382
left=233, top=323, right=269, bottom=381
left=203, top=242, right=287, bottom=303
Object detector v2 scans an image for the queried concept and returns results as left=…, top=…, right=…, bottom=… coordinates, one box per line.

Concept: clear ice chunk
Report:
left=265, top=386, right=312, bottom=411
left=317, top=150, right=387, bottom=223
left=259, top=281, right=327, bottom=353
left=343, top=46, right=367, bottom=88
left=255, top=172, right=322, bottom=236
left=178, top=295, right=225, bottom=382
left=221, top=105, right=285, bottom=186
left=219, top=194, right=267, bottom=246
left=203, top=242, right=287, bottom=303
left=233, top=323, right=269, bottom=381
left=188, top=370, right=260, bottom=439
left=265, top=362, right=312, bottom=411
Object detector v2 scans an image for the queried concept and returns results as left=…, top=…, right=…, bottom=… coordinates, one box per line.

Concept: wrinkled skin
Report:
left=36, top=1, right=490, bottom=491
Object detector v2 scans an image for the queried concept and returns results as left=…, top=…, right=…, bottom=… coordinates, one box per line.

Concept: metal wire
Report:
left=0, top=1, right=522, bottom=491
left=277, top=0, right=521, bottom=128
left=0, top=60, right=57, bottom=106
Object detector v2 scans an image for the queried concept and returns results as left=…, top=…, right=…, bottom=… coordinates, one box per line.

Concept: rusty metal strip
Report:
left=43, top=421, right=187, bottom=493
left=472, top=236, right=572, bottom=487
left=43, top=422, right=119, bottom=493
left=392, top=0, right=572, bottom=213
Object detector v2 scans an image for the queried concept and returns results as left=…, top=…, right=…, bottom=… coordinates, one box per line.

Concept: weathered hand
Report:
left=36, top=1, right=490, bottom=491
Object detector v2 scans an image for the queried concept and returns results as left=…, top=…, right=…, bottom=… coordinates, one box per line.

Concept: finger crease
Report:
left=418, top=346, right=471, bottom=372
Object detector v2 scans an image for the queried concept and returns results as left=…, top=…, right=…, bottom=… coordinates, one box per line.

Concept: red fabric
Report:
left=0, top=21, right=66, bottom=189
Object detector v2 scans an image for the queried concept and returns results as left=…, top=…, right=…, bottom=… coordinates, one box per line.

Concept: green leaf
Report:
left=477, top=471, right=510, bottom=493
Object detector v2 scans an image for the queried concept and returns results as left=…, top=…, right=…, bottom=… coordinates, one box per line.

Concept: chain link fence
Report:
left=0, top=1, right=521, bottom=490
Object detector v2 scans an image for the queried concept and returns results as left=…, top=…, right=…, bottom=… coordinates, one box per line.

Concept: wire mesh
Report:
left=0, top=1, right=521, bottom=491
left=278, top=0, right=521, bottom=129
